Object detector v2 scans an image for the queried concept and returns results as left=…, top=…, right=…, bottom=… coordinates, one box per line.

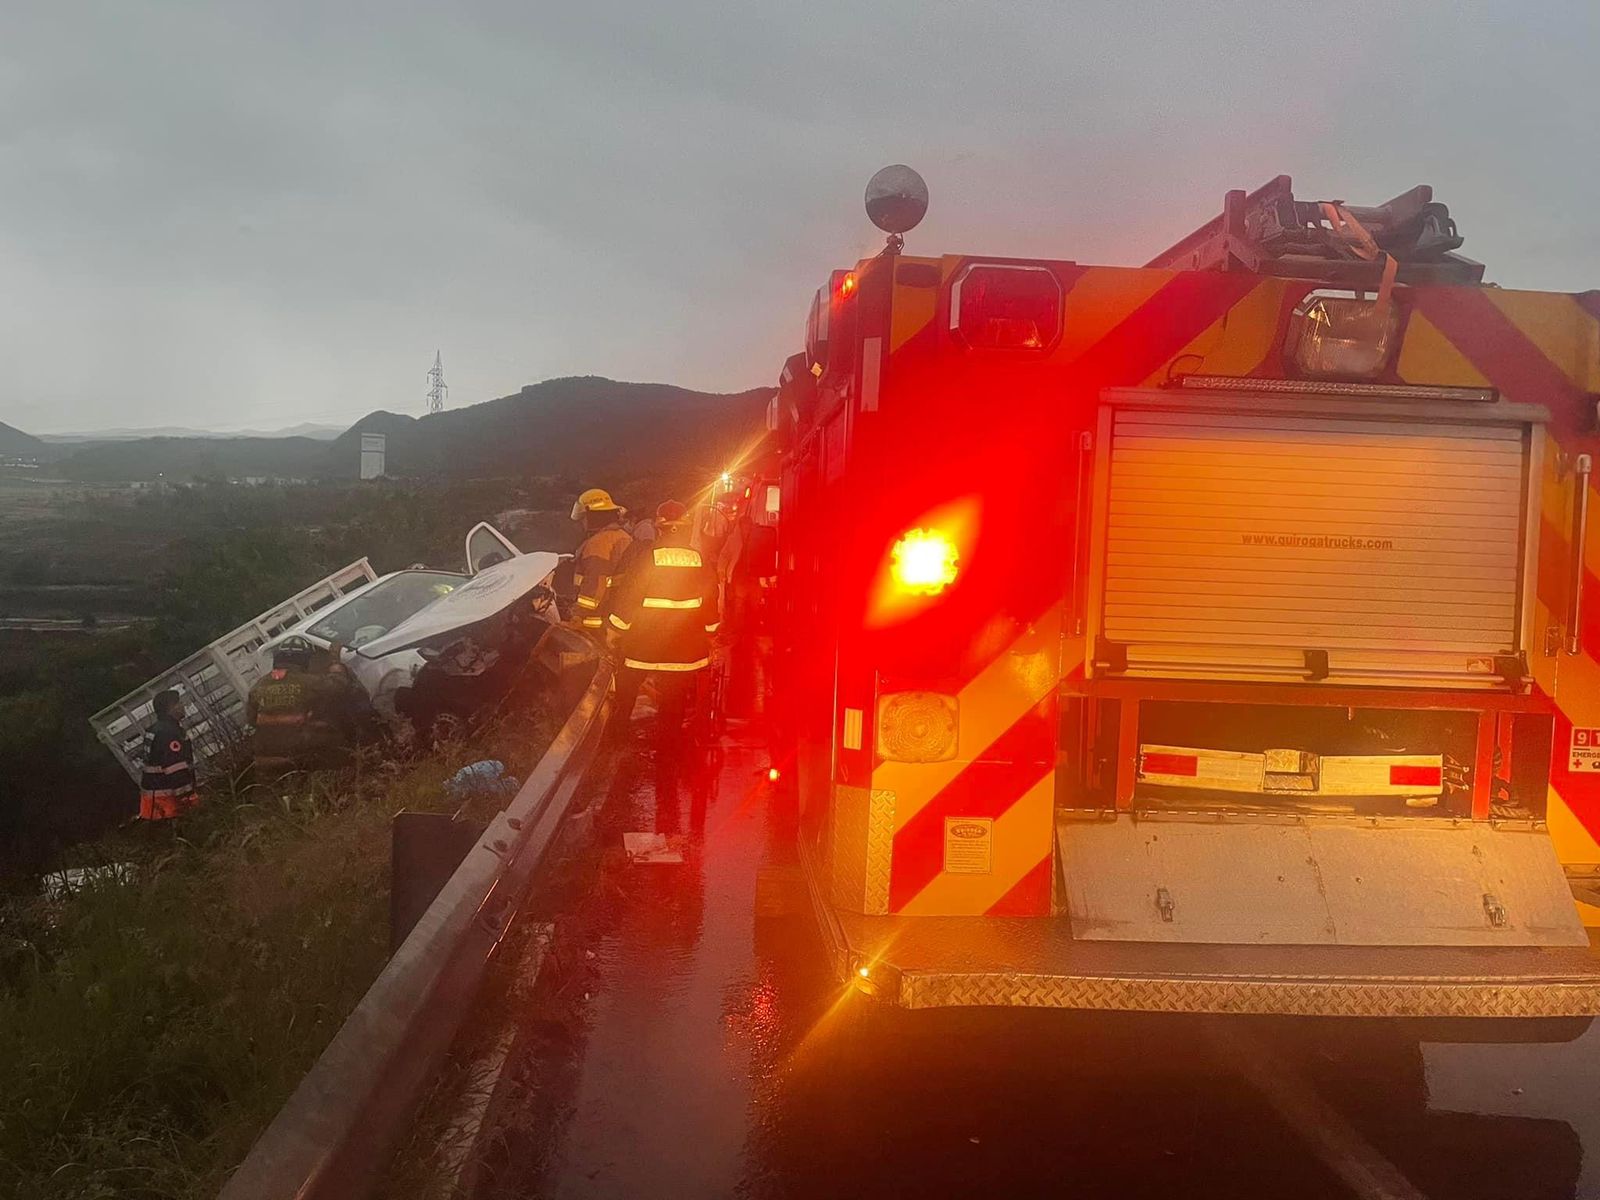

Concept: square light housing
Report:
left=949, top=263, right=1062, bottom=351
left=877, top=691, right=959, bottom=763
left=1291, top=294, right=1400, bottom=379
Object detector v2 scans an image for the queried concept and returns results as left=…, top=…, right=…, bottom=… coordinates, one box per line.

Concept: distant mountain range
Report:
left=38, top=422, right=346, bottom=443
left=21, top=377, right=774, bottom=483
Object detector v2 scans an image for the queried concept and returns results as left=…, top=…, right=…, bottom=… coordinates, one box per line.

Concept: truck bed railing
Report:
left=89, top=558, right=378, bottom=783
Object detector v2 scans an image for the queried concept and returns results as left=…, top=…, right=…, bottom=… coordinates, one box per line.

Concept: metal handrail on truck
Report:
left=219, top=658, right=613, bottom=1200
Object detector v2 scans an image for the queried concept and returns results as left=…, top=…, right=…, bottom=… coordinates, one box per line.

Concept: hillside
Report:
left=58, top=435, right=329, bottom=482
left=40, top=422, right=344, bottom=443
left=325, top=376, right=772, bottom=479
left=53, top=376, right=774, bottom=482
left=0, top=420, right=51, bottom=458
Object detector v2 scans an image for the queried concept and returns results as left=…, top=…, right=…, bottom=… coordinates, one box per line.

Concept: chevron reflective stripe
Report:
left=1380, top=286, right=1600, bottom=922
left=1419, top=289, right=1600, bottom=926
left=608, top=613, right=631, bottom=631
left=623, top=656, right=709, bottom=672
left=1150, top=277, right=1287, bottom=381
left=642, top=595, right=701, bottom=609
left=704, top=621, right=721, bottom=633
left=866, top=607, right=1074, bottom=917
left=870, top=264, right=1600, bottom=925
left=574, top=594, right=600, bottom=609
left=870, top=269, right=1284, bottom=920
left=580, top=616, right=604, bottom=628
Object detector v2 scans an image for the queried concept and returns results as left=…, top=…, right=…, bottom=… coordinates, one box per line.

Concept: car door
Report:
left=464, top=522, right=522, bottom=575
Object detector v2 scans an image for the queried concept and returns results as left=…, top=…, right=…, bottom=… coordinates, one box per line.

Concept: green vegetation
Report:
left=0, top=709, right=556, bottom=1200
left=0, top=476, right=579, bottom=879
left=0, top=428, right=711, bottom=1195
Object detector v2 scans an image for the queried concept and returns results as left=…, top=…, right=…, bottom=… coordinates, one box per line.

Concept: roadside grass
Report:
left=0, top=704, right=557, bottom=1200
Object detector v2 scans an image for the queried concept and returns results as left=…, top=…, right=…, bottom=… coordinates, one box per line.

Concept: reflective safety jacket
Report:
left=606, top=542, right=721, bottom=672
left=573, top=523, right=635, bottom=630
left=247, top=666, right=370, bottom=773
left=139, top=716, right=197, bottom=820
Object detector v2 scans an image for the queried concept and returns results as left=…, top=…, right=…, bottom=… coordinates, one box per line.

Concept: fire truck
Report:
left=766, top=168, right=1600, bottom=1023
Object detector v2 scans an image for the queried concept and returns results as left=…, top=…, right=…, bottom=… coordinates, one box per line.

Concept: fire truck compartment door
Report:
left=1055, top=817, right=1588, bottom=947
left=1096, top=408, right=1531, bottom=686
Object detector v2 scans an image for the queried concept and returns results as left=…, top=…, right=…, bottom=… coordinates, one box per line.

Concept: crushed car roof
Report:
left=354, top=551, right=561, bottom=659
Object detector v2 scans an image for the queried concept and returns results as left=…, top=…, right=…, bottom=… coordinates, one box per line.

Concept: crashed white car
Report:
left=352, top=547, right=562, bottom=722
left=258, top=523, right=562, bottom=721
left=91, top=524, right=567, bottom=782
left=264, top=569, right=466, bottom=654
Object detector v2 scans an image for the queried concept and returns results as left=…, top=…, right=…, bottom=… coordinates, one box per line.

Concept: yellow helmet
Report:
left=570, top=487, right=624, bottom=521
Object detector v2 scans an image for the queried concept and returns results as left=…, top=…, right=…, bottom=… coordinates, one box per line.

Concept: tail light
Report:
left=890, top=528, right=959, bottom=595
left=878, top=691, right=959, bottom=762
left=1389, top=764, right=1442, bottom=788
left=1140, top=752, right=1199, bottom=777
left=805, top=268, right=860, bottom=380
left=1290, top=294, right=1400, bottom=378
left=949, top=264, right=1062, bottom=351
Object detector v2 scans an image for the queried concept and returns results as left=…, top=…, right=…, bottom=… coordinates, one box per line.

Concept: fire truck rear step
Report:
left=799, top=842, right=1600, bottom=1018
left=1054, top=815, right=1588, bottom=947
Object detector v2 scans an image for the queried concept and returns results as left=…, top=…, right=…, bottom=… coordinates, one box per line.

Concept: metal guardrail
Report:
left=220, top=658, right=613, bottom=1200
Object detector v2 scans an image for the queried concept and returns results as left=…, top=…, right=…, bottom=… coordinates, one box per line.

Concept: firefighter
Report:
left=569, top=487, right=634, bottom=635
left=606, top=500, right=721, bottom=734
left=138, top=689, right=198, bottom=820
left=248, top=640, right=313, bottom=776
left=324, top=641, right=376, bottom=744
left=247, top=638, right=369, bottom=775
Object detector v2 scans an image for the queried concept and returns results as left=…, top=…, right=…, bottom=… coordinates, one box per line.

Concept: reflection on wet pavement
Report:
left=1426, top=1027, right=1600, bottom=1198
left=485, top=726, right=1598, bottom=1200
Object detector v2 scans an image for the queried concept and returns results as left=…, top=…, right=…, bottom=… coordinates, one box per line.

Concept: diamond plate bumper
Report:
left=800, top=841, right=1600, bottom=1018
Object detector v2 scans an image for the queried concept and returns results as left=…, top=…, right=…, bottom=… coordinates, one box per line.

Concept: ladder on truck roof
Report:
left=1146, top=175, right=1485, bottom=286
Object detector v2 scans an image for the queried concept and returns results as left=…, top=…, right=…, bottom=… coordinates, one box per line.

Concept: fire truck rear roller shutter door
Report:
left=1098, top=409, right=1530, bottom=687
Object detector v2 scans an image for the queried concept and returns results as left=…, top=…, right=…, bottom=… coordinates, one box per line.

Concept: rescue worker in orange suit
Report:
left=569, top=488, right=634, bottom=636
left=138, top=689, right=198, bottom=820
left=605, top=500, right=721, bottom=733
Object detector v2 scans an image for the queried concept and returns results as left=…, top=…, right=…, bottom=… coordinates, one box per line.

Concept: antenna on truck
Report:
left=1146, top=176, right=1484, bottom=286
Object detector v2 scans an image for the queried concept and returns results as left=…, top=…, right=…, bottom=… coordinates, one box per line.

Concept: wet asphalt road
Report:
left=484, top=721, right=1600, bottom=1200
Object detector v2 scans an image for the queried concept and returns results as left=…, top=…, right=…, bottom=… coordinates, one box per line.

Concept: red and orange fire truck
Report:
left=765, top=170, right=1600, bottom=1023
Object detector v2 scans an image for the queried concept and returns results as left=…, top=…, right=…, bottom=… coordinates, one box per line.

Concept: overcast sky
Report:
left=2, top=1, right=1597, bottom=433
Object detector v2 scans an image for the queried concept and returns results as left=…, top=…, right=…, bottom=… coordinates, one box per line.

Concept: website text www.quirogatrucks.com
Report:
left=1241, top=533, right=1395, bottom=551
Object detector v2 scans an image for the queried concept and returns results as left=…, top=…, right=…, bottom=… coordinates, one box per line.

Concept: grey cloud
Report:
left=1, top=0, right=1597, bottom=431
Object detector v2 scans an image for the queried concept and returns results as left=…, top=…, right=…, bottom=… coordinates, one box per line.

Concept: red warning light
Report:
left=891, top=528, right=960, bottom=596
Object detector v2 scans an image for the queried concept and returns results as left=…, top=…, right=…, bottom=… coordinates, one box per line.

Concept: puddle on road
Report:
left=481, top=727, right=1600, bottom=1200
left=1425, top=1025, right=1600, bottom=1198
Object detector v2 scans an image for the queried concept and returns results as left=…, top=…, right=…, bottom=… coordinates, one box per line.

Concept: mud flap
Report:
left=1056, top=817, right=1589, bottom=947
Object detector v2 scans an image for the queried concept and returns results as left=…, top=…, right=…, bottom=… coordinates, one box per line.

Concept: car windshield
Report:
left=304, top=571, right=461, bottom=647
